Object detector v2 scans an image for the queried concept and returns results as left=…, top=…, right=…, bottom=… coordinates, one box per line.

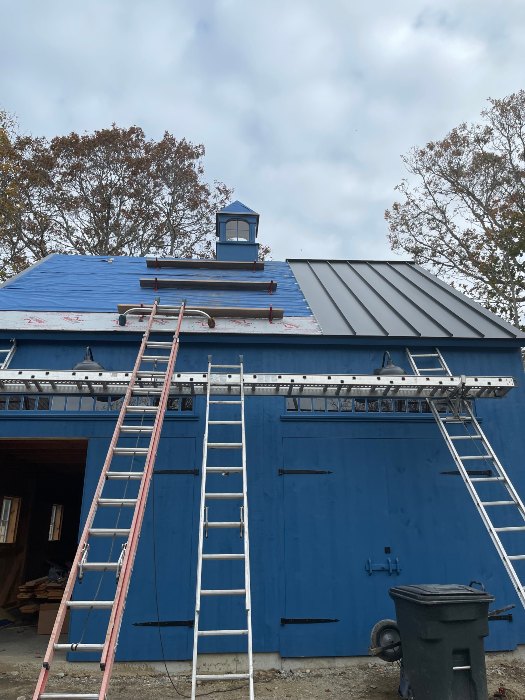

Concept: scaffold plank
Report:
left=0, top=370, right=514, bottom=399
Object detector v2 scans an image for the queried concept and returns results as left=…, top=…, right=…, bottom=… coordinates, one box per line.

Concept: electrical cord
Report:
left=151, top=459, right=250, bottom=698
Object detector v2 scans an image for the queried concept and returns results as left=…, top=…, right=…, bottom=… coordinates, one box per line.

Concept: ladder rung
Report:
left=461, top=455, right=492, bottom=461
left=411, top=353, right=439, bottom=358
left=88, top=528, right=130, bottom=537
left=113, top=447, right=149, bottom=455
left=198, top=629, right=248, bottom=637
left=495, top=526, right=525, bottom=532
left=53, top=643, right=104, bottom=652
left=202, top=553, right=245, bottom=560
left=209, top=400, right=242, bottom=404
left=106, top=471, right=144, bottom=480
left=206, top=521, right=242, bottom=528
left=417, top=368, right=444, bottom=372
left=471, top=477, right=504, bottom=482
left=98, top=498, right=137, bottom=506
left=40, top=694, right=99, bottom=699
left=481, top=501, right=516, bottom=507
left=126, top=406, right=158, bottom=413
left=210, top=383, right=241, bottom=387
left=120, top=426, right=154, bottom=433
left=206, top=467, right=243, bottom=473
left=207, top=442, right=243, bottom=449
left=450, top=435, right=482, bottom=440
left=508, top=555, right=525, bottom=561
left=210, top=364, right=242, bottom=368
left=205, top=492, right=244, bottom=499
left=208, top=420, right=242, bottom=425
left=195, top=673, right=250, bottom=681
left=67, top=600, right=114, bottom=609
left=442, top=417, right=472, bottom=423
left=142, top=355, right=169, bottom=362
left=201, top=588, right=246, bottom=596
left=80, top=562, right=119, bottom=571
left=137, top=371, right=166, bottom=377
left=132, top=388, right=163, bottom=395
left=147, top=341, right=173, bottom=348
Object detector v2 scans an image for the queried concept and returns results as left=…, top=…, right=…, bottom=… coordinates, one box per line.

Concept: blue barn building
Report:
left=1, top=201, right=524, bottom=669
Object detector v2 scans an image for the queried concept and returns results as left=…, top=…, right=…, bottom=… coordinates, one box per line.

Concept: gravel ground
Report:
left=2, top=659, right=525, bottom=699
left=2, top=626, right=525, bottom=699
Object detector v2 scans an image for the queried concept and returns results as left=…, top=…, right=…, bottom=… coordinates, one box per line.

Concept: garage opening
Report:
left=0, top=439, right=87, bottom=620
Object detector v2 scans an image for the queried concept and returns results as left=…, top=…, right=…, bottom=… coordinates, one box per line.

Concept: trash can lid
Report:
left=389, top=584, right=494, bottom=605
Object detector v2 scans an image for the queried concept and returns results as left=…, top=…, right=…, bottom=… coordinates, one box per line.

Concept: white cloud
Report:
left=1, top=0, right=525, bottom=260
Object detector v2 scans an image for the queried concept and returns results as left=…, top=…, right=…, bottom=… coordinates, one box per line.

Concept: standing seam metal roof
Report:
left=287, top=260, right=524, bottom=339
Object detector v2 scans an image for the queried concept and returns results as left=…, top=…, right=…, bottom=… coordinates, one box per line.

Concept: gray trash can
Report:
left=390, top=584, right=494, bottom=700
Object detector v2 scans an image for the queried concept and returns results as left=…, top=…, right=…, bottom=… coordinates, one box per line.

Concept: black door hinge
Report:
left=279, top=469, right=333, bottom=476
left=134, top=619, right=194, bottom=628
left=154, top=469, right=199, bottom=475
left=280, top=617, right=339, bottom=625
left=440, top=469, right=493, bottom=477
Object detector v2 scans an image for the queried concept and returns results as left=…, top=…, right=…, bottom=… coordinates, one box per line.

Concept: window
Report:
left=0, top=496, right=21, bottom=544
left=286, top=397, right=434, bottom=415
left=48, top=504, right=63, bottom=541
left=0, top=394, right=194, bottom=413
left=225, top=219, right=250, bottom=241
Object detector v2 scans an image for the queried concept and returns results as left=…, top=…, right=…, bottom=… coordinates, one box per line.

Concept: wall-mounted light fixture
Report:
left=374, top=351, right=406, bottom=376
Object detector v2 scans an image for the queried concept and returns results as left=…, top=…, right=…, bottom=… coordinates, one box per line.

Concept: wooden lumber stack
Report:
left=17, top=576, right=66, bottom=613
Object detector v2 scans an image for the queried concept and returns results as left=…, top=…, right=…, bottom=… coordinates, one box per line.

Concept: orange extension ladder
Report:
left=33, top=300, right=185, bottom=700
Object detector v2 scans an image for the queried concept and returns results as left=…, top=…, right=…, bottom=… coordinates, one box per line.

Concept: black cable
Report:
left=151, top=453, right=250, bottom=698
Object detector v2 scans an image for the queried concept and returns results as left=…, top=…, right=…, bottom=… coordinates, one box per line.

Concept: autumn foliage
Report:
left=0, top=122, right=233, bottom=280
left=386, top=90, right=525, bottom=328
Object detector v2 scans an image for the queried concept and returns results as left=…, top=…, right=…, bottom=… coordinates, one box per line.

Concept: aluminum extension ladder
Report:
left=191, top=356, right=254, bottom=699
left=0, top=338, right=16, bottom=369
left=33, top=300, right=185, bottom=700
left=406, top=347, right=525, bottom=610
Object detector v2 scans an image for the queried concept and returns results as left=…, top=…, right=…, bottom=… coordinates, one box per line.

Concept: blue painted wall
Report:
left=1, top=334, right=524, bottom=660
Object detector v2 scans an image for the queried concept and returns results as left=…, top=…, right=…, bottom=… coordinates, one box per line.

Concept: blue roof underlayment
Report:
left=0, top=254, right=312, bottom=316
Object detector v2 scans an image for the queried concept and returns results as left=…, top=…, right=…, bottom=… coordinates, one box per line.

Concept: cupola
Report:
left=216, top=200, right=260, bottom=262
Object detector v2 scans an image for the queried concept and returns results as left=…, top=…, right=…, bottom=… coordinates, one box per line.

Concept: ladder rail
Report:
left=430, top=401, right=525, bottom=609
left=462, top=402, right=525, bottom=521
left=99, top=302, right=186, bottom=694
left=0, top=339, right=16, bottom=369
left=240, top=358, right=255, bottom=699
left=33, top=301, right=162, bottom=700
left=191, top=358, right=213, bottom=697
left=406, top=346, right=525, bottom=610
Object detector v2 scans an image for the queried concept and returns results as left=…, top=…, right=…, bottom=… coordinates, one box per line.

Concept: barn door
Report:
left=280, top=437, right=393, bottom=657
left=118, top=437, right=197, bottom=661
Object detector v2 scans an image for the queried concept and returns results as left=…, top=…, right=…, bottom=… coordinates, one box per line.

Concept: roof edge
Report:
left=0, top=253, right=58, bottom=290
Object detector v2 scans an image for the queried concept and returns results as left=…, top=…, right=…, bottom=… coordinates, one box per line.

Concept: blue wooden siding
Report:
left=0, top=337, right=524, bottom=659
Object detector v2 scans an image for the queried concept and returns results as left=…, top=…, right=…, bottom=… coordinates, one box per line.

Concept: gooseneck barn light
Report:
left=73, top=347, right=105, bottom=372
left=374, top=351, right=406, bottom=376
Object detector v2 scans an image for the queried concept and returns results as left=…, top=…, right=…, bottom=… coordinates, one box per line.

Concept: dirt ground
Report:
left=2, top=625, right=525, bottom=699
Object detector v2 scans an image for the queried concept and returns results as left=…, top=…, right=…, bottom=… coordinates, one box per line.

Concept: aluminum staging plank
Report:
left=0, top=370, right=514, bottom=399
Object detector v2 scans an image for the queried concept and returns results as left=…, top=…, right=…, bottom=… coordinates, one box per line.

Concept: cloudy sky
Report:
left=1, top=1, right=524, bottom=260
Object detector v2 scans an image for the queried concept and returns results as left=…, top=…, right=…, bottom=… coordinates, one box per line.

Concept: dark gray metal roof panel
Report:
left=287, top=259, right=525, bottom=339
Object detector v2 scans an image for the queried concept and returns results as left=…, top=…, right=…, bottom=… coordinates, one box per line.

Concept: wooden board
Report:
left=140, top=277, right=277, bottom=292
left=146, top=258, right=264, bottom=271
